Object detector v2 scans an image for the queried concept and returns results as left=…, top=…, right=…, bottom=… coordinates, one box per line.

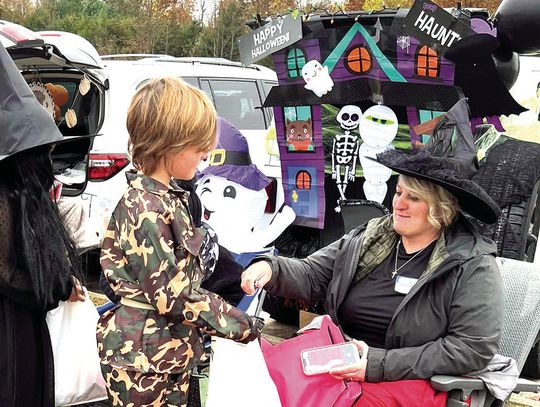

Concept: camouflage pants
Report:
left=101, top=364, right=190, bottom=407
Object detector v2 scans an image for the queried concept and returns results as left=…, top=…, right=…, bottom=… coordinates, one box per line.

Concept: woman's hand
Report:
left=329, top=340, right=369, bottom=382
left=240, top=261, right=272, bottom=296
left=68, top=277, right=86, bottom=302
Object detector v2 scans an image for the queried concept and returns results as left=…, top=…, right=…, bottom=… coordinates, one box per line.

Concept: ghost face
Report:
left=337, top=105, right=362, bottom=131
left=359, top=105, right=399, bottom=148
left=196, top=175, right=268, bottom=253
left=301, top=60, right=324, bottom=82
left=302, top=60, right=334, bottom=97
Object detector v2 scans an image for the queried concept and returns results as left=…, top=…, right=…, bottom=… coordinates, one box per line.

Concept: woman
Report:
left=0, top=43, right=85, bottom=406
left=241, top=148, right=503, bottom=406
left=97, top=77, right=263, bottom=406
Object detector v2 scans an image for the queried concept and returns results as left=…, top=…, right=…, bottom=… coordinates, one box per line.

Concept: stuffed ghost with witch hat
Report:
left=196, top=118, right=295, bottom=254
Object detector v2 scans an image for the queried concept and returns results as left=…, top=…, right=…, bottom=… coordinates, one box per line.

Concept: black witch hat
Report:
left=0, top=41, right=93, bottom=161
left=371, top=149, right=501, bottom=224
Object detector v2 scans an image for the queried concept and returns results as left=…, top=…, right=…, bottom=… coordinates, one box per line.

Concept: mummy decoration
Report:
left=302, top=60, right=334, bottom=97
left=358, top=105, right=398, bottom=203
left=332, top=105, right=362, bottom=208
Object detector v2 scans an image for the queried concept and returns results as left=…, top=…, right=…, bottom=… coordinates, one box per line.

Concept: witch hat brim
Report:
left=0, top=41, right=101, bottom=161
left=368, top=149, right=501, bottom=224
left=201, top=163, right=271, bottom=191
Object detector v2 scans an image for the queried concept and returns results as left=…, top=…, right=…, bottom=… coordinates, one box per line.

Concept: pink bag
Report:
left=261, top=315, right=363, bottom=407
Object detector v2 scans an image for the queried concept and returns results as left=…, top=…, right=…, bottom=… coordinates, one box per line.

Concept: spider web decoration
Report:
left=397, top=36, right=411, bottom=51
left=28, top=82, right=55, bottom=118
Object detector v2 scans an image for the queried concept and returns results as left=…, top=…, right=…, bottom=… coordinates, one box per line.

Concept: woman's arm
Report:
left=366, top=255, right=504, bottom=382
left=242, top=232, right=351, bottom=302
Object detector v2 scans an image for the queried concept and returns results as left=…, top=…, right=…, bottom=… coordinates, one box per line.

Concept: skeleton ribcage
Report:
left=334, top=135, right=357, bottom=166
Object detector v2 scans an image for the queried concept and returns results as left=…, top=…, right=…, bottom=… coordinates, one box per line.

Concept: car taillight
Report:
left=89, top=153, right=130, bottom=181
left=0, top=21, right=44, bottom=46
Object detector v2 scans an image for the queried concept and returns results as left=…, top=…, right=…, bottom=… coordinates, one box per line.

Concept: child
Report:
left=97, top=77, right=263, bottom=406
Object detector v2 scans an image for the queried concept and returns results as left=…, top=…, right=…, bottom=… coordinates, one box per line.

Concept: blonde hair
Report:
left=399, top=175, right=458, bottom=229
left=127, top=77, right=217, bottom=174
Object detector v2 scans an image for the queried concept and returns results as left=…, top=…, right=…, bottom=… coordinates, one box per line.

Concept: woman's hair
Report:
left=127, top=77, right=217, bottom=175
left=0, top=145, right=81, bottom=309
left=399, top=174, right=458, bottom=229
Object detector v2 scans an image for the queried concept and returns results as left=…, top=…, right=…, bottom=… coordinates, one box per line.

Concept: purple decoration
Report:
left=422, top=2, right=437, bottom=12
left=470, top=116, right=506, bottom=133
left=200, top=118, right=271, bottom=191
left=471, top=17, right=496, bottom=36
left=396, top=36, right=455, bottom=85
left=406, top=106, right=422, bottom=145
left=272, top=39, right=322, bottom=85
left=275, top=106, right=326, bottom=228
left=325, top=36, right=388, bottom=82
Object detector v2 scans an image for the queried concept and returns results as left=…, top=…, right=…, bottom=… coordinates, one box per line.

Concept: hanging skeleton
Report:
left=332, top=105, right=362, bottom=208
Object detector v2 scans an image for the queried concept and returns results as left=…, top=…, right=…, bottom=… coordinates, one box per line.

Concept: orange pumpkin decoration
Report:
left=45, top=82, right=69, bottom=122
left=54, top=84, right=69, bottom=107
left=44, top=82, right=56, bottom=99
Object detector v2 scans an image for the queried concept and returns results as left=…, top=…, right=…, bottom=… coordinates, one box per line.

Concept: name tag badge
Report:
left=394, top=276, right=419, bottom=294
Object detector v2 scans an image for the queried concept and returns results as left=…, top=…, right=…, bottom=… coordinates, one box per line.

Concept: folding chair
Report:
left=431, top=257, right=540, bottom=406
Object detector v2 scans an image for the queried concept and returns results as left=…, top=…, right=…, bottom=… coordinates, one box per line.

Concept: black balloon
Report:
left=492, top=49, right=520, bottom=90
left=495, top=0, right=540, bottom=54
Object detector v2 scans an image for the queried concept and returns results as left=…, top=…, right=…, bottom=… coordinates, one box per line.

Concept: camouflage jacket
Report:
left=97, top=171, right=256, bottom=373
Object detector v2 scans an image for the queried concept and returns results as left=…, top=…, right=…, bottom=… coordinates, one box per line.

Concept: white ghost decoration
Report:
left=358, top=105, right=399, bottom=203
left=302, top=60, right=334, bottom=97
left=196, top=175, right=296, bottom=254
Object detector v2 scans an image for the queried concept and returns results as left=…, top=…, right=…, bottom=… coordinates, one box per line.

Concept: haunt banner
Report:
left=403, top=0, right=475, bottom=54
left=238, top=14, right=303, bottom=65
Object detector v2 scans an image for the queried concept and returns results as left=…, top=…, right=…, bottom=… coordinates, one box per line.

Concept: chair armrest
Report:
left=515, top=378, right=540, bottom=393
left=430, top=375, right=487, bottom=392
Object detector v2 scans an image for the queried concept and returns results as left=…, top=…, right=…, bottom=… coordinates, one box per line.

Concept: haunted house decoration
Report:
left=244, top=0, right=540, bottom=228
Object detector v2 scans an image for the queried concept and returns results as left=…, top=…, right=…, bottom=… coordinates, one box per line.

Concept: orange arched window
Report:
left=345, top=46, right=372, bottom=74
left=416, top=46, right=439, bottom=78
left=296, top=170, right=312, bottom=189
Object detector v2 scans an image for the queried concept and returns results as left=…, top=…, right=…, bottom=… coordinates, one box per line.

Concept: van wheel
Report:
left=500, top=181, right=540, bottom=261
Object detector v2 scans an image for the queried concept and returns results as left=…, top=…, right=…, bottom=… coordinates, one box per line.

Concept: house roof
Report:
left=263, top=77, right=463, bottom=111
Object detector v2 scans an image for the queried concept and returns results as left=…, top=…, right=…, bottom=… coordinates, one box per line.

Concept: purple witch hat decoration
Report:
left=200, top=118, right=271, bottom=191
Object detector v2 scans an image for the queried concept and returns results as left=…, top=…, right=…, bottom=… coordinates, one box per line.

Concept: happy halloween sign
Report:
left=404, top=0, right=475, bottom=53
left=238, top=14, right=303, bottom=65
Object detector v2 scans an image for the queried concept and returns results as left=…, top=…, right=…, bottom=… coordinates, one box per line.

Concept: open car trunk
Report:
left=1, top=22, right=107, bottom=196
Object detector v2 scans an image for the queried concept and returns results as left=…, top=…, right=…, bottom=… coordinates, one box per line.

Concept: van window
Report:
left=136, top=76, right=198, bottom=90
left=181, top=77, right=199, bottom=87
left=200, top=80, right=213, bottom=102
left=201, top=79, right=266, bottom=130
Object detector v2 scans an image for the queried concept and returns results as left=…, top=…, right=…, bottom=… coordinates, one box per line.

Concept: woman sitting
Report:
left=241, top=149, right=503, bottom=406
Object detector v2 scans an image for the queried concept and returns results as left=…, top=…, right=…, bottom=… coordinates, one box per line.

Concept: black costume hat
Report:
left=0, top=41, right=94, bottom=161
left=371, top=149, right=501, bottom=224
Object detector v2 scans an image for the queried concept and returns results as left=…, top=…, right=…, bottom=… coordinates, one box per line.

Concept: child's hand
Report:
left=68, top=277, right=86, bottom=302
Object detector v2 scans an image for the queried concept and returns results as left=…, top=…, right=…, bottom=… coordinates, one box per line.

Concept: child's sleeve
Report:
left=122, top=209, right=259, bottom=343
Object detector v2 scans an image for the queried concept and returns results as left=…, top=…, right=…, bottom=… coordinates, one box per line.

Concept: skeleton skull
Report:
left=337, top=105, right=362, bottom=131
